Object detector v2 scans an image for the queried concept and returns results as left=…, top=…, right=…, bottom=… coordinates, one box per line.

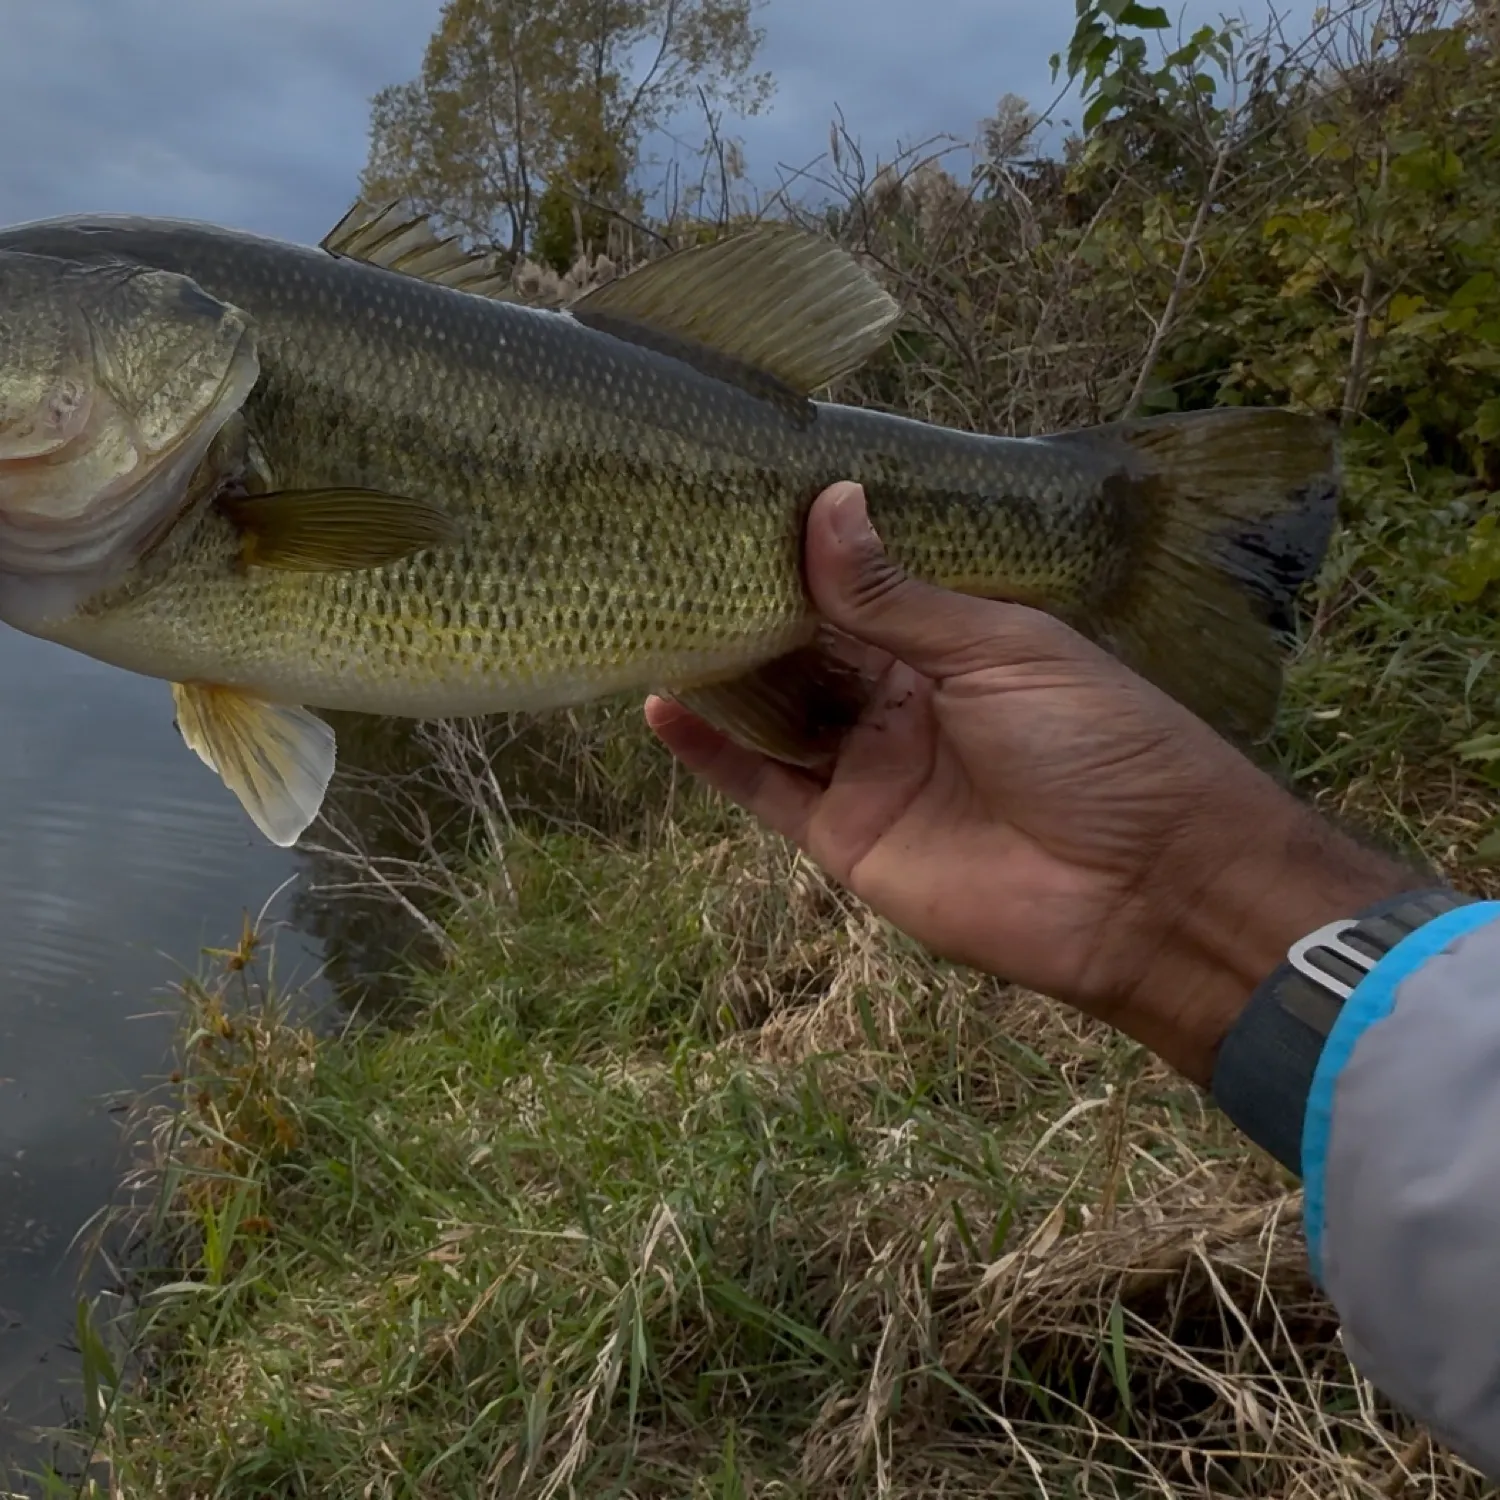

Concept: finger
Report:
left=813, top=622, right=896, bottom=682
left=832, top=660, right=935, bottom=783
left=643, top=697, right=821, bottom=847
left=805, top=482, right=1092, bottom=680
left=813, top=661, right=938, bottom=867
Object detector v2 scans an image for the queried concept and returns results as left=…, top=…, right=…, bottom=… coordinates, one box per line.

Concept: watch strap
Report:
left=1210, top=887, right=1476, bottom=1174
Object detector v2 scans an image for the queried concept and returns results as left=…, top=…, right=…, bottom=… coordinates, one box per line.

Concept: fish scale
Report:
left=0, top=205, right=1340, bottom=845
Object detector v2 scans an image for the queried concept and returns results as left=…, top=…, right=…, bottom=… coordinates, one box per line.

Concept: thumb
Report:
left=805, top=482, right=1055, bottom=680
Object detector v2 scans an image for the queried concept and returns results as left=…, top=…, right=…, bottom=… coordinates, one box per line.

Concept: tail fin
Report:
left=1062, top=407, right=1339, bottom=744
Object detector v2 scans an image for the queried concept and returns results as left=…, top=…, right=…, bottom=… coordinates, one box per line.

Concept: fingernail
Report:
left=827, top=483, right=873, bottom=546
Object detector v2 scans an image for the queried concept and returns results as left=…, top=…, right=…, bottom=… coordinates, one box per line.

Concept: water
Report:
left=0, top=628, right=324, bottom=1472
left=0, top=626, right=671, bottom=1484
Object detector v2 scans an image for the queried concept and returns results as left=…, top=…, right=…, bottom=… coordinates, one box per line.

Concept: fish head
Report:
left=0, top=250, right=258, bottom=626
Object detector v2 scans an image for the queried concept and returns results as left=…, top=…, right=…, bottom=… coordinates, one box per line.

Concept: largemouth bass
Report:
left=0, top=203, right=1339, bottom=846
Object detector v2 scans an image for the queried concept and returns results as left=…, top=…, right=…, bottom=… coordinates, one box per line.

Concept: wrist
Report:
left=1116, top=781, right=1423, bottom=1085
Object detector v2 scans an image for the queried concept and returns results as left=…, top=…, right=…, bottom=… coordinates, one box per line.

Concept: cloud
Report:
left=0, top=0, right=436, bottom=242
left=2, top=0, right=1319, bottom=245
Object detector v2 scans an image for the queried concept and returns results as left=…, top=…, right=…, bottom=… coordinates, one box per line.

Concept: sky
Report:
left=0, top=0, right=1318, bottom=247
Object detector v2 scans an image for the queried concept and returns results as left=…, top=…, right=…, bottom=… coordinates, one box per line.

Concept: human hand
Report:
left=646, top=482, right=1415, bottom=1084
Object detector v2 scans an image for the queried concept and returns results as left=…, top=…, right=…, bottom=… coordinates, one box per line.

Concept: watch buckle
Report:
left=1287, top=918, right=1378, bottom=1001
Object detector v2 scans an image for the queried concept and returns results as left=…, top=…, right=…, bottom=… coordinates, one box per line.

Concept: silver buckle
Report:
left=1287, top=919, right=1378, bottom=1001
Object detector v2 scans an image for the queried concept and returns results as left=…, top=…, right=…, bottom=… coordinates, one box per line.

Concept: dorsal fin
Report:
left=570, top=226, right=902, bottom=395
left=568, top=309, right=819, bottom=427
left=321, top=199, right=514, bottom=299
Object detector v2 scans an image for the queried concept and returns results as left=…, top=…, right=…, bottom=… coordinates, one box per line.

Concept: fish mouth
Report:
left=0, top=326, right=260, bottom=628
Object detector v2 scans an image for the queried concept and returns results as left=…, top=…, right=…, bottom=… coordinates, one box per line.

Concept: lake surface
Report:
left=0, top=624, right=664, bottom=1487
left=0, top=627, right=325, bottom=1478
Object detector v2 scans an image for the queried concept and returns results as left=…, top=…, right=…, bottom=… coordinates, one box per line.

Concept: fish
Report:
left=0, top=202, right=1340, bottom=847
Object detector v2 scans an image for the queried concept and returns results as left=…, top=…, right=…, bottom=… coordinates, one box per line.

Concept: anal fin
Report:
left=171, top=683, right=335, bottom=846
left=668, top=636, right=872, bottom=770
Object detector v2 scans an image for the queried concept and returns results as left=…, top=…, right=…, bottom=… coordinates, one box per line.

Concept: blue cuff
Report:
left=1302, top=902, right=1500, bottom=1284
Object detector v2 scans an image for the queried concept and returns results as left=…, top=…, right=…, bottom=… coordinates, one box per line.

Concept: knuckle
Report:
left=844, top=551, right=911, bottom=615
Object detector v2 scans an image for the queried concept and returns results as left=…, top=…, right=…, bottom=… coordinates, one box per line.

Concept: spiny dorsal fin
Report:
left=321, top=199, right=514, bottom=299
left=571, top=227, right=902, bottom=395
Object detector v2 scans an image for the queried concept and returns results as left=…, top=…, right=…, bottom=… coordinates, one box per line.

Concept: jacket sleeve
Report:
left=1302, top=903, right=1500, bottom=1472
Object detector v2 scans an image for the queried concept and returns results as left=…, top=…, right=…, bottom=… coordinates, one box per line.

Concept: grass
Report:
left=32, top=839, right=1391, bottom=1497
left=19, top=446, right=1498, bottom=1499
left=1274, top=435, right=1500, bottom=859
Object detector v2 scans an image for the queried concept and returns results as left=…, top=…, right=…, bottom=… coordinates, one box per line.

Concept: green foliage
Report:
left=1048, top=3, right=1499, bottom=467
left=1227, top=34, right=1500, bottom=462
left=1054, top=0, right=1242, bottom=135
left=363, top=0, right=771, bottom=254
left=1451, top=503, right=1500, bottom=602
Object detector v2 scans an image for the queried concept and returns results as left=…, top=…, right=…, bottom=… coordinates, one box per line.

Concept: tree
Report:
left=362, top=0, right=773, bottom=264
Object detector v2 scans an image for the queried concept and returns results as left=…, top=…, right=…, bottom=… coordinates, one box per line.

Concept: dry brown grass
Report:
left=66, top=774, right=1493, bottom=1497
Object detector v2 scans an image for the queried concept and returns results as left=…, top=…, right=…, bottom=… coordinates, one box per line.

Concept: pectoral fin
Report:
left=171, top=683, right=335, bottom=846
left=219, top=489, right=460, bottom=572
left=668, top=636, right=873, bottom=769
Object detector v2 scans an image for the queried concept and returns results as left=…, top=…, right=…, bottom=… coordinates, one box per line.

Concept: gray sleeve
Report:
left=1311, top=909, right=1500, bottom=1471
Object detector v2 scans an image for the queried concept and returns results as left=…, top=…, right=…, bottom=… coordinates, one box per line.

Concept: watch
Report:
left=1210, top=887, right=1477, bottom=1174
